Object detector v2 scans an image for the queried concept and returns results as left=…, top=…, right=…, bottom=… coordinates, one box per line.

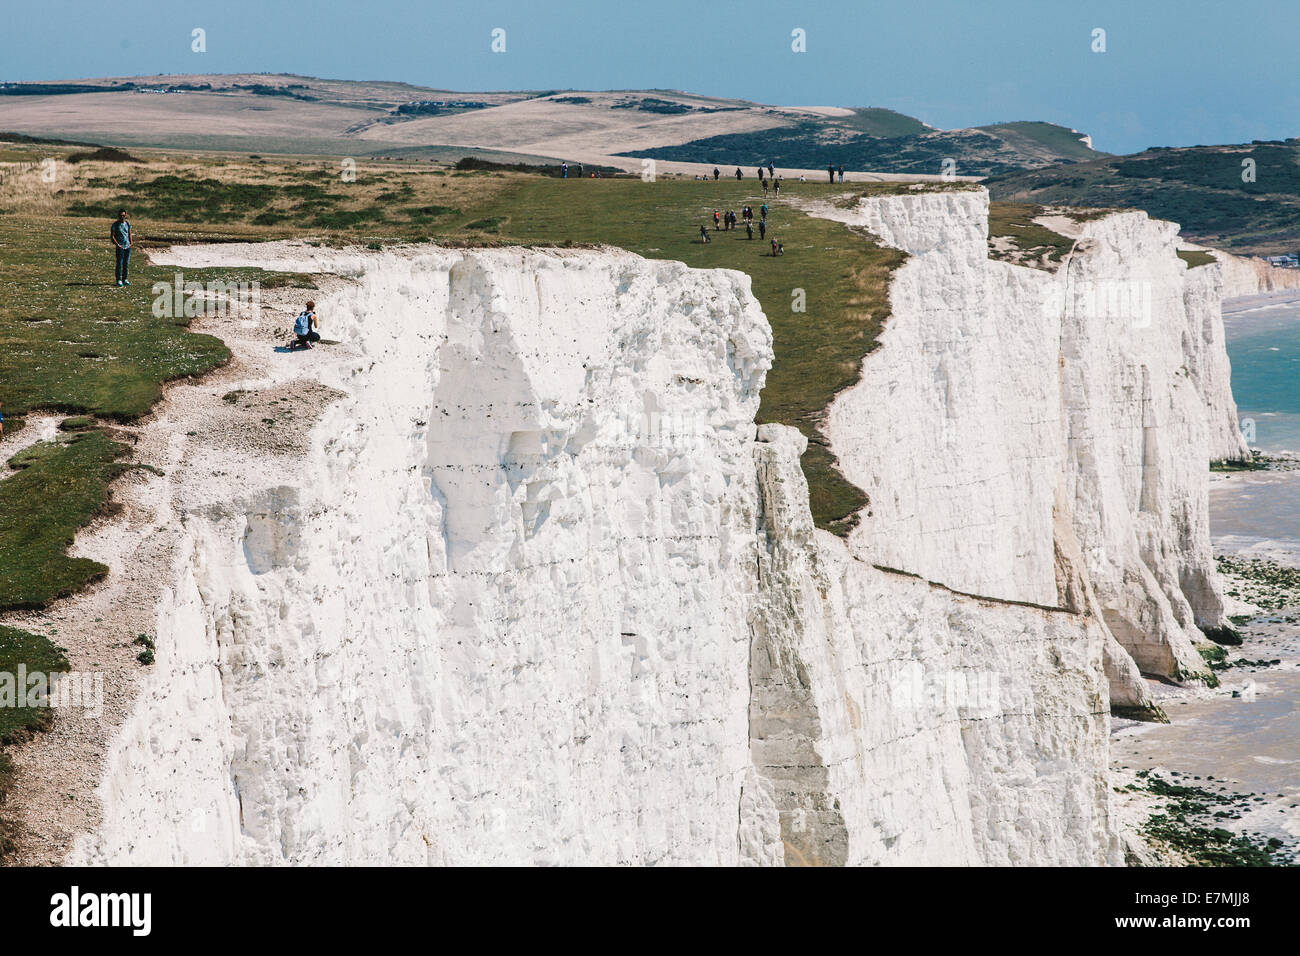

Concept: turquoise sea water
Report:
left=1223, top=292, right=1300, bottom=455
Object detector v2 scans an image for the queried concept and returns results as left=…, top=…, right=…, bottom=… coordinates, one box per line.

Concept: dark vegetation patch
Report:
left=1217, top=554, right=1300, bottom=612
left=453, top=156, right=628, bottom=177
left=66, top=147, right=143, bottom=165
left=1129, top=770, right=1295, bottom=866
left=621, top=121, right=1089, bottom=178
left=0, top=82, right=136, bottom=96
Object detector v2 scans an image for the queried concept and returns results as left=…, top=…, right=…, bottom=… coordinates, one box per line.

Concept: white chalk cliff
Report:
left=73, top=187, right=1246, bottom=866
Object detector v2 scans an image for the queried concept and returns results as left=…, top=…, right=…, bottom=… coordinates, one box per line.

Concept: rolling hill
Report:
left=0, top=74, right=1101, bottom=177
left=986, top=140, right=1300, bottom=255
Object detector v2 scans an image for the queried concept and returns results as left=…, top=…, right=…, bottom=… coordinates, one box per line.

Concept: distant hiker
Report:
left=777, top=240, right=784, bottom=255
left=292, top=300, right=320, bottom=350
left=770, top=238, right=778, bottom=257
left=758, top=219, right=766, bottom=239
left=767, top=162, right=775, bottom=178
left=714, top=210, right=720, bottom=230
left=757, top=167, right=764, bottom=181
left=700, top=225, right=710, bottom=243
left=745, top=221, right=753, bottom=240
left=713, top=167, right=720, bottom=181
left=838, top=164, right=845, bottom=182
left=110, top=209, right=131, bottom=287
left=760, top=202, right=768, bottom=219
left=827, top=164, right=834, bottom=183
left=773, top=178, right=780, bottom=194
left=735, top=167, right=743, bottom=180
left=577, top=163, right=584, bottom=178
left=762, top=179, right=769, bottom=196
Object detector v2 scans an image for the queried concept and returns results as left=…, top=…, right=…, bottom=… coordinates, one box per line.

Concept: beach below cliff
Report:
left=1111, top=291, right=1300, bottom=865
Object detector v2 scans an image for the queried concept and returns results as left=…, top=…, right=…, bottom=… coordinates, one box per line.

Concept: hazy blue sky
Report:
left=4, top=0, right=1296, bottom=154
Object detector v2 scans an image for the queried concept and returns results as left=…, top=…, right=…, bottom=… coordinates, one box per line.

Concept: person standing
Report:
left=760, top=202, right=768, bottom=220
left=773, top=178, right=780, bottom=195
left=767, top=162, right=775, bottom=178
left=713, top=167, right=720, bottom=181
left=838, top=164, right=845, bottom=182
left=745, top=220, right=753, bottom=240
left=699, top=224, right=710, bottom=243
left=735, top=167, right=742, bottom=180
left=827, top=164, right=835, bottom=183
left=714, top=210, right=720, bottom=230
left=110, top=209, right=131, bottom=287
left=758, top=219, right=766, bottom=240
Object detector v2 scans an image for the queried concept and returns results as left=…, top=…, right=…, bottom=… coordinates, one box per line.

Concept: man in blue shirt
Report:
left=110, top=209, right=131, bottom=287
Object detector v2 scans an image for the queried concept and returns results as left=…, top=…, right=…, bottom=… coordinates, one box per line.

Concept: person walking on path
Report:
left=561, top=162, right=568, bottom=179
left=735, top=167, right=743, bottom=180
left=767, top=162, right=775, bottom=178
left=714, top=210, right=720, bottom=230
left=758, top=219, right=766, bottom=240
left=773, top=178, right=780, bottom=195
left=699, top=225, right=710, bottom=243
left=762, top=179, right=769, bottom=196
left=760, top=202, right=768, bottom=220
left=291, top=300, right=321, bottom=350
left=110, top=209, right=132, bottom=287
left=756, top=166, right=764, bottom=182
left=745, top=220, right=753, bottom=240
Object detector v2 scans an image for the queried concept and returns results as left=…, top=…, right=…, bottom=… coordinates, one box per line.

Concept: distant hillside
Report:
left=987, top=140, right=1300, bottom=255
left=0, top=74, right=1096, bottom=179
left=619, top=115, right=1103, bottom=178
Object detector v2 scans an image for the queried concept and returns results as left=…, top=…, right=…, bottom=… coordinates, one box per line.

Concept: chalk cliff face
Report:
left=817, top=191, right=1244, bottom=692
left=74, top=186, right=1243, bottom=866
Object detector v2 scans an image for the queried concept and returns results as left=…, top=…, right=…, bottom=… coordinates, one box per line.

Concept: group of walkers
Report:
left=699, top=199, right=782, bottom=254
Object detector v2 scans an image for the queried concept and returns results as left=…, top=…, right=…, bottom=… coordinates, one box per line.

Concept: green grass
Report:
left=987, top=202, right=1075, bottom=266
left=0, top=429, right=129, bottom=611
left=0, top=216, right=232, bottom=420
left=0, top=625, right=69, bottom=741
left=1177, top=249, right=1217, bottom=269
left=0, top=623, right=70, bottom=857
left=470, top=178, right=909, bottom=532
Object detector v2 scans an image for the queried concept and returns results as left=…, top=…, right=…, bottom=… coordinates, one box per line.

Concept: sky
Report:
left=3, top=0, right=1297, bottom=154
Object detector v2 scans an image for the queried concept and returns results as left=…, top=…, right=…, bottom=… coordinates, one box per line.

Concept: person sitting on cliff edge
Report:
left=291, top=300, right=320, bottom=350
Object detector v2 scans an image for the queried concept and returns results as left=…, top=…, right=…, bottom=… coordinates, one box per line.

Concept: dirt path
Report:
left=0, top=264, right=350, bottom=865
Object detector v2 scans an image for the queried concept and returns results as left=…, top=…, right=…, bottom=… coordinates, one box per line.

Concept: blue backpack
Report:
left=294, top=310, right=313, bottom=335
